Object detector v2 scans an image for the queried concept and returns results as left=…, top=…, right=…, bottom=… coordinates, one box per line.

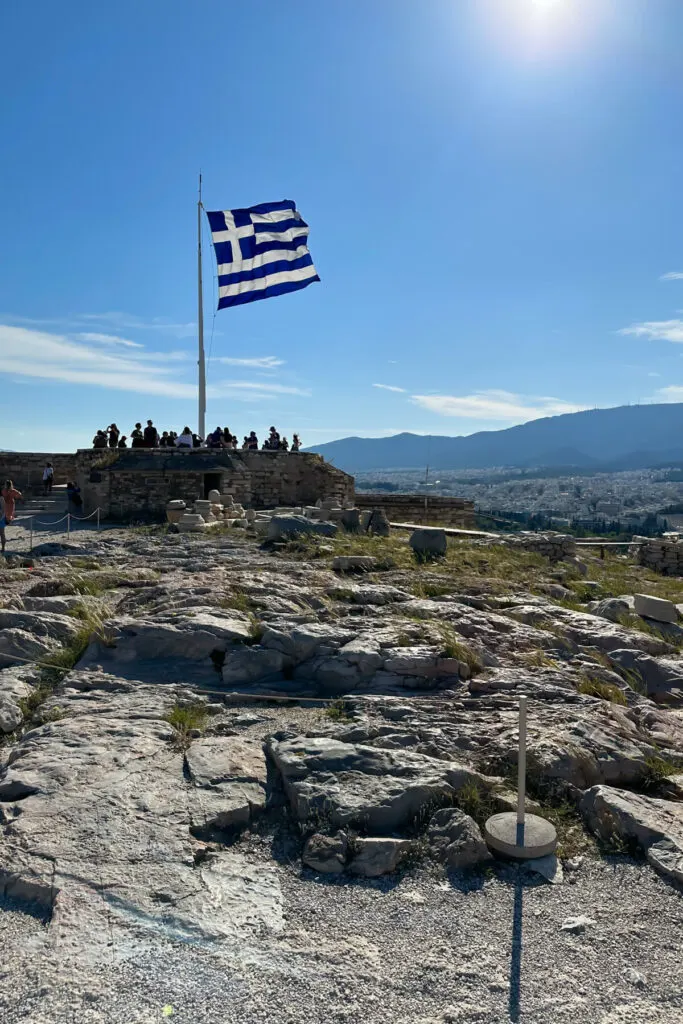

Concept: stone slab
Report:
left=634, top=593, right=678, bottom=624
left=484, top=812, right=557, bottom=860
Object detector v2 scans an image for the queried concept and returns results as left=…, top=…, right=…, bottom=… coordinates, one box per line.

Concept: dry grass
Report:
left=519, top=649, right=558, bottom=669
left=219, top=588, right=254, bottom=613
left=438, top=626, right=484, bottom=675
left=573, top=549, right=683, bottom=605
left=576, top=674, right=627, bottom=705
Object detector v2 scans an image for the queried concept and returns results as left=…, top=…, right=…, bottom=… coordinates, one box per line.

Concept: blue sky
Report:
left=2, top=0, right=683, bottom=451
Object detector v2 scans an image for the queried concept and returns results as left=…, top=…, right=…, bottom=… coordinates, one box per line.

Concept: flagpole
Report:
left=197, top=173, right=206, bottom=441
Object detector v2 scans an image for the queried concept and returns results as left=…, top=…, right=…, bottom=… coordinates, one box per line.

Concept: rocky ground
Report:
left=1, top=523, right=683, bottom=1023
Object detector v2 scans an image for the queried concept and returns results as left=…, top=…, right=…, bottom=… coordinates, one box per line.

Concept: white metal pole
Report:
left=29, top=516, right=33, bottom=553
left=197, top=173, right=206, bottom=441
left=517, top=695, right=527, bottom=827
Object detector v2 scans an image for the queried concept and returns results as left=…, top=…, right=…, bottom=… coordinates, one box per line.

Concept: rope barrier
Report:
left=11, top=507, right=102, bottom=526
left=4, top=508, right=103, bottom=551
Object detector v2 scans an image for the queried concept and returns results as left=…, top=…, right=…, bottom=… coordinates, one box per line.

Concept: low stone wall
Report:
left=355, top=493, right=475, bottom=528
left=504, top=532, right=576, bottom=562
left=241, top=450, right=353, bottom=507
left=0, top=449, right=116, bottom=492
left=0, top=453, right=76, bottom=490
left=630, top=535, right=683, bottom=576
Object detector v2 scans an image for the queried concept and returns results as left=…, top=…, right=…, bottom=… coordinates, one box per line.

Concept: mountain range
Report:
left=306, top=403, right=683, bottom=473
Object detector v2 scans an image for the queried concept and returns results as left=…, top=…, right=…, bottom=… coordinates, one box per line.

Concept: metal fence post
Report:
left=96, top=507, right=100, bottom=532
left=30, top=516, right=33, bottom=553
left=66, top=513, right=70, bottom=538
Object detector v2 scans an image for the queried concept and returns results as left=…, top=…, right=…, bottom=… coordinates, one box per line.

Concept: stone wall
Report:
left=355, top=492, right=475, bottom=528
left=0, top=450, right=112, bottom=493
left=504, top=532, right=577, bottom=562
left=77, top=448, right=354, bottom=520
left=241, top=450, right=353, bottom=507
left=630, top=535, right=683, bottom=576
left=0, top=453, right=77, bottom=491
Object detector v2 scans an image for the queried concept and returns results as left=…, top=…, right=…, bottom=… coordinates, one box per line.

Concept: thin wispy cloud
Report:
left=222, top=380, right=310, bottom=397
left=0, top=324, right=308, bottom=402
left=78, top=312, right=197, bottom=339
left=215, top=356, right=284, bottom=369
left=0, top=311, right=198, bottom=340
left=619, top=319, right=683, bottom=343
left=77, top=332, right=143, bottom=349
left=373, top=383, right=406, bottom=393
left=410, top=389, right=585, bottom=422
left=660, top=272, right=683, bottom=281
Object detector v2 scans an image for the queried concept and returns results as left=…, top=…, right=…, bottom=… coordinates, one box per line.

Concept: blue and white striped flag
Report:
left=207, top=200, right=320, bottom=310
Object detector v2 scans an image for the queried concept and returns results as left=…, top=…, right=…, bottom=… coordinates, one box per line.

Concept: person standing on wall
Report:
left=143, top=419, right=159, bottom=448
left=43, top=462, right=54, bottom=495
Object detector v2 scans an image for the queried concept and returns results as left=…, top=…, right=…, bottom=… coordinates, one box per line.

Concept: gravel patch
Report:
left=2, top=857, right=683, bottom=1023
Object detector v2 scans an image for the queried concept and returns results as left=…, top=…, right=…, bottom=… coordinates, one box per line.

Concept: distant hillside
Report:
left=306, top=404, right=683, bottom=472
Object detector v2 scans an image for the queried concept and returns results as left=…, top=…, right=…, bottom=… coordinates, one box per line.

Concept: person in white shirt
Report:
left=175, top=427, right=194, bottom=448
left=42, top=463, right=54, bottom=495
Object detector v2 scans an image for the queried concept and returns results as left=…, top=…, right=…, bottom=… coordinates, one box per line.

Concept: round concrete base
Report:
left=484, top=812, right=557, bottom=860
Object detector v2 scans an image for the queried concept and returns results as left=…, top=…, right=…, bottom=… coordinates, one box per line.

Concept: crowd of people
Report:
left=92, top=422, right=301, bottom=452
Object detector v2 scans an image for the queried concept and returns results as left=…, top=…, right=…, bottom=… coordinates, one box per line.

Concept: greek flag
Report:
left=206, top=200, right=320, bottom=310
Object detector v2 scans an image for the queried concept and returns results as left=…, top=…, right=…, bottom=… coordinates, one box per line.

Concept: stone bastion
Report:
left=0, top=448, right=355, bottom=521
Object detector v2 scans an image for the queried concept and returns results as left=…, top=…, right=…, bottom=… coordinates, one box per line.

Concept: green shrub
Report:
left=641, top=755, right=679, bottom=793
left=165, top=703, right=208, bottom=748
left=17, top=683, right=54, bottom=719
left=324, top=698, right=352, bottom=722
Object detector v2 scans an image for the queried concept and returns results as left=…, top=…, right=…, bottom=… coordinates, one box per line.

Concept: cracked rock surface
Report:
left=1, top=527, right=683, bottom=1022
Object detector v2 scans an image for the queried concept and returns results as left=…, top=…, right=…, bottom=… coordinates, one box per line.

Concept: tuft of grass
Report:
left=438, top=626, right=484, bottom=675
left=17, top=682, right=54, bottom=719
left=328, top=587, right=355, bottom=602
left=616, top=612, right=677, bottom=648
left=519, top=648, right=557, bottom=669
left=640, top=755, right=679, bottom=793
left=411, top=579, right=454, bottom=599
left=619, top=665, right=648, bottom=696
left=555, top=596, right=587, bottom=613
left=245, top=615, right=264, bottom=645
left=537, top=799, right=595, bottom=859
left=165, top=703, right=208, bottom=748
left=576, top=674, right=627, bottom=705
left=453, top=780, right=496, bottom=826
left=324, top=698, right=352, bottom=722
left=68, top=557, right=102, bottom=571
left=39, top=705, right=65, bottom=724
left=68, top=573, right=106, bottom=597
left=219, top=588, right=254, bottom=613
left=91, top=450, right=119, bottom=470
